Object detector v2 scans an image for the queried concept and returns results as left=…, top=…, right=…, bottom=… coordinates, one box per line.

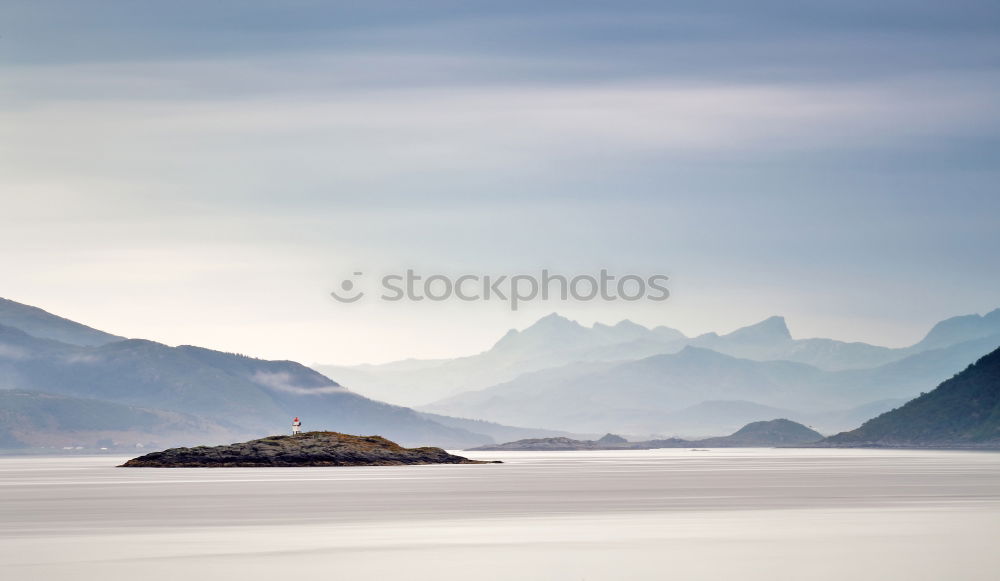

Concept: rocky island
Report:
left=120, top=431, right=501, bottom=467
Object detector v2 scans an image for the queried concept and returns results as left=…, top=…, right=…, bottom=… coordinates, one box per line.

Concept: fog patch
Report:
left=251, top=371, right=348, bottom=395
left=0, top=343, right=30, bottom=360
left=64, top=352, right=102, bottom=364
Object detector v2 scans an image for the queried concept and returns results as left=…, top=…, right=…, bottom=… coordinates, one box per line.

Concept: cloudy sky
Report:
left=3, top=1, right=999, bottom=364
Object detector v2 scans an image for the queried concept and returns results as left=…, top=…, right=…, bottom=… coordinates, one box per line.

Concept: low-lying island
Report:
left=121, top=431, right=502, bottom=467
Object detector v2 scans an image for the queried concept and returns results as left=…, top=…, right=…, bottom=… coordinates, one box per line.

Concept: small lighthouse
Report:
left=292, top=417, right=302, bottom=435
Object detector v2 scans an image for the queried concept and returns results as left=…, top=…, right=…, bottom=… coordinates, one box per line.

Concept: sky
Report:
left=2, top=1, right=999, bottom=365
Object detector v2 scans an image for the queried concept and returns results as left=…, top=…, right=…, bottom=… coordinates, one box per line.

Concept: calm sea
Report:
left=2, top=448, right=999, bottom=580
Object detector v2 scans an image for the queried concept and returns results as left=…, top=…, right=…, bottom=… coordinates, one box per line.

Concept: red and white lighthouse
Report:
left=292, top=417, right=302, bottom=435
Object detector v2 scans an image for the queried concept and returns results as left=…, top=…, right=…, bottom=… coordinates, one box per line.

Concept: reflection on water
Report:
left=2, top=449, right=999, bottom=580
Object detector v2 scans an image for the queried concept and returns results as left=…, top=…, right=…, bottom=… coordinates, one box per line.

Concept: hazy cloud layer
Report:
left=2, top=1, right=999, bottom=363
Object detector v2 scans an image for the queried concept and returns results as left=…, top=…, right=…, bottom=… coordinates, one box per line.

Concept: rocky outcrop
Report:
left=120, top=431, right=501, bottom=467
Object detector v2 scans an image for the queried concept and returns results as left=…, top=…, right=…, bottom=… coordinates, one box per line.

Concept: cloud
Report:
left=0, top=343, right=31, bottom=361
left=5, top=63, right=997, bottom=198
left=2, top=2, right=999, bottom=365
left=250, top=371, right=349, bottom=395
left=63, top=352, right=102, bottom=364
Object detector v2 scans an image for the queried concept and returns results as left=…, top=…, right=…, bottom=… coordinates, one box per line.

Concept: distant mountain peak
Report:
left=912, top=308, right=1000, bottom=352
left=651, top=324, right=686, bottom=338
left=674, top=345, right=734, bottom=361
left=725, top=316, right=792, bottom=342
left=491, top=313, right=587, bottom=351
left=589, top=318, right=654, bottom=344
left=597, top=433, right=628, bottom=444
left=538, top=311, right=572, bottom=322
left=524, top=312, right=582, bottom=331
left=527, top=312, right=583, bottom=333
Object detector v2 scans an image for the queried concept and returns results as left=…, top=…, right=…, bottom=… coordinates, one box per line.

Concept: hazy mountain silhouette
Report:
left=6, top=297, right=997, bottom=448
left=823, top=346, right=1000, bottom=447
left=316, top=313, right=689, bottom=406
left=902, top=309, right=1000, bottom=353
left=643, top=399, right=904, bottom=438
left=422, top=335, right=1000, bottom=436
left=423, top=347, right=825, bottom=434
left=691, top=316, right=900, bottom=370
left=471, top=419, right=823, bottom=450
left=0, top=389, right=233, bottom=449
left=418, top=412, right=573, bottom=443
left=0, top=300, right=494, bottom=449
left=319, top=309, right=1000, bottom=407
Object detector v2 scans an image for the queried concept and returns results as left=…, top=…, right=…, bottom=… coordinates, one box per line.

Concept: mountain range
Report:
left=317, top=310, right=1000, bottom=408
left=422, top=333, right=1000, bottom=435
left=0, top=298, right=521, bottom=450
left=4, top=296, right=998, bottom=450
left=315, top=309, right=1000, bottom=437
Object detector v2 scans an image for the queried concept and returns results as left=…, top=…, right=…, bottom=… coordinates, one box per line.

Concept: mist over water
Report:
left=2, top=449, right=999, bottom=580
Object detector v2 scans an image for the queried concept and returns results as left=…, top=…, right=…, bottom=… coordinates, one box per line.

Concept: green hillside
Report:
left=826, top=347, right=1000, bottom=446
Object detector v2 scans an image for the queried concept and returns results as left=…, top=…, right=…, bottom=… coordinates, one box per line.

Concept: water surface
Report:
left=2, top=448, right=998, bottom=580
